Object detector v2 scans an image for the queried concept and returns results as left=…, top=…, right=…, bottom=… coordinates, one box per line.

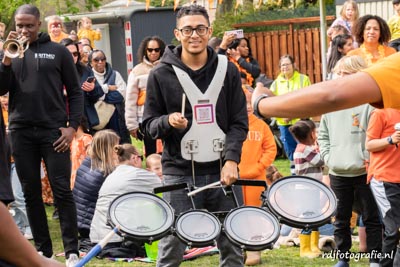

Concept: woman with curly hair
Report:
left=347, top=15, right=396, bottom=66
left=125, top=36, right=166, bottom=155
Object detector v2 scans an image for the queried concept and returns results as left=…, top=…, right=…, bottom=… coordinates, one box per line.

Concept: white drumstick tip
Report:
left=188, top=181, right=221, bottom=197
left=181, top=93, right=186, bottom=117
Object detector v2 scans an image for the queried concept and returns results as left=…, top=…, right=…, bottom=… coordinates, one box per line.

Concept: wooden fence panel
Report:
left=244, top=27, right=324, bottom=84
left=237, top=16, right=336, bottom=84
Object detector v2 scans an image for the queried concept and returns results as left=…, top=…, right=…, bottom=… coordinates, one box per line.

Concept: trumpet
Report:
left=3, top=36, right=29, bottom=59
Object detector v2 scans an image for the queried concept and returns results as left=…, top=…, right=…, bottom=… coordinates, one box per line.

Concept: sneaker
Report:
left=66, top=253, right=79, bottom=267
left=52, top=208, right=59, bottom=220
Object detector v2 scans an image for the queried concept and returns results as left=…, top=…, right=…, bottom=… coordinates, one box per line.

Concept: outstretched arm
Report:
left=253, top=72, right=381, bottom=119
left=0, top=203, right=64, bottom=267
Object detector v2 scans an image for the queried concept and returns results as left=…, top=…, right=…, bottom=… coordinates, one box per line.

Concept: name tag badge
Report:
left=194, top=104, right=214, bottom=124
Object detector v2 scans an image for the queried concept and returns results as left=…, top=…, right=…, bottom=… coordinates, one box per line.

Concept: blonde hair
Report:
left=114, top=144, right=139, bottom=163
left=89, top=130, right=120, bottom=176
left=47, top=15, right=65, bottom=31
left=146, top=153, right=162, bottom=169
left=340, top=0, right=359, bottom=22
left=78, top=16, right=92, bottom=30
left=333, top=55, right=368, bottom=75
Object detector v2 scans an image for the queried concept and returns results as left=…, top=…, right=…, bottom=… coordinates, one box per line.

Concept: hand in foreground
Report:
left=53, top=127, right=76, bottom=153
left=168, top=112, right=188, bottom=129
left=220, top=160, right=238, bottom=186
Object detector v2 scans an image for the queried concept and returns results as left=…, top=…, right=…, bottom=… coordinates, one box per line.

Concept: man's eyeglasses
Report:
left=178, top=26, right=209, bottom=37
left=147, top=48, right=161, bottom=53
left=136, top=155, right=144, bottom=161
left=72, top=52, right=79, bottom=57
left=280, top=63, right=292, bottom=67
left=93, top=57, right=106, bottom=62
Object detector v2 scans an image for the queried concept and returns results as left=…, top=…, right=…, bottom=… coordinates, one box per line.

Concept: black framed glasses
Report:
left=147, top=48, right=161, bottom=53
left=178, top=26, right=209, bottom=37
left=72, top=52, right=79, bottom=57
left=136, top=155, right=144, bottom=161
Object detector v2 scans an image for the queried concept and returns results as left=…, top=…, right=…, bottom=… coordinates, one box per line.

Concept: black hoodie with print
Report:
left=142, top=45, right=248, bottom=176
left=0, top=32, right=83, bottom=130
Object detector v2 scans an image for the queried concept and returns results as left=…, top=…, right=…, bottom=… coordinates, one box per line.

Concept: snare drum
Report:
left=223, top=206, right=280, bottom=251
left=175, top=209, right=221, bottom=248
left=265, top=176, right=337, bottom=229
left=108, top=192, right=175, bottom=243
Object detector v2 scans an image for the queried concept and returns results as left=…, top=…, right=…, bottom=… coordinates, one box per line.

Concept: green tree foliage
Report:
left=212, top=0, right=336, bottom=38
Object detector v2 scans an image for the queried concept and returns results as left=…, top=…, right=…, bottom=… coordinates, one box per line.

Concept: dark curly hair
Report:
left=352, top=15, right=391, bottom=44
left=136, top=36, right=166, bottom=63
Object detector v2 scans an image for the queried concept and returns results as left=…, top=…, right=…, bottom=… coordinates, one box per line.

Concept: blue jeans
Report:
left=156, top=174, right=244, bottom=267
left=9, top=127, right=78, bottom=258
left=278, top=125, right=297, bottom=161
left=9, top=163, right=31, bottom=236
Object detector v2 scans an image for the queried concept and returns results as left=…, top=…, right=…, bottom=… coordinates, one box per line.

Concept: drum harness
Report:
left=172, top=56, right=269, bottom=209
left=172, top=55, right=240, bottom=207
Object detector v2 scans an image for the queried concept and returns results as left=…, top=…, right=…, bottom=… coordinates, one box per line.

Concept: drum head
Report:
left=175, top=210, right=221, bottom=247
left=224, top=206, right=280, bottom=251
left=108, top=192, right=174, bottom=242
left=266, top=176, right=337, bottom=228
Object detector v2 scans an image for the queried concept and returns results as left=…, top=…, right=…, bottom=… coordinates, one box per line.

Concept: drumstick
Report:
left=75, top=225, right=120, bottom=267
left=187, top=181, right=221, bottom=197
left=181, top=93, right=186, bottom=117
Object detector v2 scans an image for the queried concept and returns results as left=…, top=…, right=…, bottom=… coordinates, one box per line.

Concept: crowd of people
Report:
left=1, top=1, right=400, bottom=267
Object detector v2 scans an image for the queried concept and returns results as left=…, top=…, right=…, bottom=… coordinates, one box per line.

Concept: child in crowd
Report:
left=289, top=119, right=324, bottom=258
left=47, top=15, right=69, bottom=43
left=77, top=17, right=101, bottom=48
left=70, top=117, right=93, bottom=189
left=238, top=87, right=277, bottom=266
left=146, top=153, right=163, bottom=180
left=388, top=0, right=400, bottom=51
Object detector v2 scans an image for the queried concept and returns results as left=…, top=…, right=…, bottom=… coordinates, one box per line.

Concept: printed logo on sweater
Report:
left=35, top=53, right=55, bottom=60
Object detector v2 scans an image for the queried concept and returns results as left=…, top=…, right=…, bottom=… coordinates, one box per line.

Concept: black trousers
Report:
left=9, top=127, right=78, bottom=258
left=330, top=174, right=382, bottom=263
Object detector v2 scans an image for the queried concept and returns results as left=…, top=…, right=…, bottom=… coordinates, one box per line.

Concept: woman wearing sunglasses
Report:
left=125, top=36, right=166, bottom=155
left=87, top=49, right=130, bottom=144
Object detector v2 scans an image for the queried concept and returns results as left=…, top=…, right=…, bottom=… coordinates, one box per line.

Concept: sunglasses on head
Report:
left=147, top=48, right=161, bottom=53
left=93, top=57, right=106, bottom=62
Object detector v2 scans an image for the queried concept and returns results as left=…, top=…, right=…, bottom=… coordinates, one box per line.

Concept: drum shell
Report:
left=223, top=206, right=280, bottom=251
left=265, top=175, right=337, bottom=229
left=174, top=209, right=221, bottom=248
left=107, top=192, right=175, bottom=243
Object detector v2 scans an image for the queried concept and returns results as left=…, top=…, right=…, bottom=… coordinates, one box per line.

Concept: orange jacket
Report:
left=238, top=114, right=277, bottom=206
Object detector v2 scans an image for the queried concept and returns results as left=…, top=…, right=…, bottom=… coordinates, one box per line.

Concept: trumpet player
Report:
left=0, top=4, right=83, bottom=267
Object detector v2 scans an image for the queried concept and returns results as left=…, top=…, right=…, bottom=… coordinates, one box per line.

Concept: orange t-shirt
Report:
left=363, top=52, right=400, bottom=110
left=238, top=114, right=277, bottom=206
left=366, top=108, right=400, bottom=183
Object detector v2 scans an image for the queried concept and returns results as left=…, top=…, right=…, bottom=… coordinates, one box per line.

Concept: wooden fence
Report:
left=233, top=16, right=335, bottom=84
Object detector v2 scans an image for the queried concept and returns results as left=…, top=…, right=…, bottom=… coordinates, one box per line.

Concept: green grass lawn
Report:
left=46, top=158, right=369, bottom=266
